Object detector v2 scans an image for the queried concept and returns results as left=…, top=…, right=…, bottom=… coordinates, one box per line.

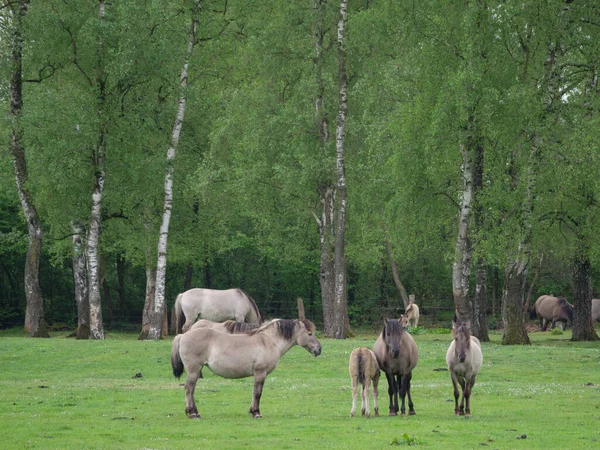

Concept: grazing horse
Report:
left=405, top=303, right=419, bottom=329
left=373, top=316, right=418, bottom=416
left=446, top=321, right=483, bottom=417
left=530, top=295, right=573, bottom=331
left=174, top=288, right=262, bottom=333
left=171, top=319, right=322, bottom=418
left=592, top=299, right=600, bottom=324
left=349, top=347, right=380, bottom=418
left=190, top=319, right=259, bottom=334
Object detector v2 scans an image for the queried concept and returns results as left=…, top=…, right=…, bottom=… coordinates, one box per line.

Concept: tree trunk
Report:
left=147, top=2, right=200, bottom=339
left=117, top=253, right=126, bottom=319
left=472, top=257, right=489, bottom=341
left=9, top=0, right=49, bottom=338
left=72, top=221, right=90, bottom=339
left=87, top=0, right=107, bottom=340
left=138, top=266, right=156, bottom=340
left=312, top=0, right=337, bottom=337
left=501, top=258, right=531, bottom=345
left=383, top=225, right=409, bottom=309
left=452, top=142, right=474, bottom=324
left=571, top=244, right=599, bottom=341
left=331, top=0, right=349, bottom=339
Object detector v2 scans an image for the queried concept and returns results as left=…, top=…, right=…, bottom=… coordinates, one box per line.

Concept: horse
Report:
left=171, top=318, right=322, bottom=419
left=592, top=299, right=600, bottom=323
left=530, top=295, right=573, bottom=331
left=174, top=288, right=262, bottom=333
left=372, top=316, right=418, bottom=416
left=190, top=318, right=259, bottom=334
left=405, top=303, right=419, bottom=328
left=445, top=320, right=483, bottom=417
left=349, top=347, right=380, bottom=418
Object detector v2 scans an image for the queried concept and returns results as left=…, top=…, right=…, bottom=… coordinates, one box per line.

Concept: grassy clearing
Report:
left=0, top=329, right=599, bottom=449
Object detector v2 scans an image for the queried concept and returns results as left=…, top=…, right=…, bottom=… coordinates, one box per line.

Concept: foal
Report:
left=349, top=347, right=380, bottom=418
left=445, top=321, right=483, bottom=416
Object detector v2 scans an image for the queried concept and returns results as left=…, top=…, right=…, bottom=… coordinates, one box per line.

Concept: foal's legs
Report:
left=249, top=372, right=267, bottom=418
left=372, top=373, right=380, bottom=417
left=184, top=370, right=201, bottom=418
left=350, top=376, right=359, bottom=417
left=361, top=381, right=370, bottom=417
left=385, top=372, right=399, bottom=416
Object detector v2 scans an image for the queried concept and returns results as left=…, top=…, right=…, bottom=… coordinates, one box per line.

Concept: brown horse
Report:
left=530, top=295, right=573, bottom=331
left=372, top=316, right=418, bottom=416
left=171, top=319, right=321, bottom=419
left=445, top=321, right=483, bottom=417
left=592, top=299, right=600, bottom=323
left=349, top=347, right=380, bottom=418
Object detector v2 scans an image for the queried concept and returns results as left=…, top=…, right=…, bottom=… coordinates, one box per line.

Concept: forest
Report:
left=1, top=1, right=599, bottom=341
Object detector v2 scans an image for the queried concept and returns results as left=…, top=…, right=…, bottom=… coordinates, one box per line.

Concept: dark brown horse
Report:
left=372, top=316, right=418, bottom=416
left=530, top=295, right=573, bottom=331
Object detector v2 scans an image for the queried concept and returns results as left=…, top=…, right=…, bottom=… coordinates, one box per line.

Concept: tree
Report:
left=8, top=0, right=49, bottom=338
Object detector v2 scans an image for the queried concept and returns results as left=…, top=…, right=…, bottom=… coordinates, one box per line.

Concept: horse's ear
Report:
left=400, top=314, right=408, bottom=327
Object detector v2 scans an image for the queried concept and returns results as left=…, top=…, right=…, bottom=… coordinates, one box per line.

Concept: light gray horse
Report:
left=174, top=288, right=262, bottom=333
left=373, top=316, right=418, bottom=417
left=592, top=298, right=600, bottom=323
left=171, top=318, right=322, bottom=418
left=405, top=303, right=419, bottom=328
left=445, top=321, right=483, bottom=417
left=190, top=318, right=259, bottom=334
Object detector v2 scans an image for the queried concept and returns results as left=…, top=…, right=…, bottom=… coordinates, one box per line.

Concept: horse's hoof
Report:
left=389, top=411, right=398, bottom=417
left=188, top=413, right=201, bottom=419
left=400, top=413, right=406, bottom=417
left=409, top=410, right=416, bottom=416
left=253, top=414, right=263, bottom=419
left=374, top=411, right=379, bottom=418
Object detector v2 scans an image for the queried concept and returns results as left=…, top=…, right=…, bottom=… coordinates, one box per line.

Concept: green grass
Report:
left=0, top=329, right=599, bottom=449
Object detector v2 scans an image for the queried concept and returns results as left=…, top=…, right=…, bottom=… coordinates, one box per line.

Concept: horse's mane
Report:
left=247, top=318, right=315, bottom=341
left=237, top=288, right=263, bottom=324
left=222, top=320, right=258, bottom=334
left=406, top=304, right=414, bottom=313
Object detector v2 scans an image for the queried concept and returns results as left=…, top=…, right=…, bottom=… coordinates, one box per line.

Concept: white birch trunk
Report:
left=147, top=3, right=200, bottom=340
left=72, top=221, right=90, bottom=339
left=87, top=0, right=107, bottom=340
left=332, top=0, right=349, bottom=339
left=452, top=142, right=474, bottom=324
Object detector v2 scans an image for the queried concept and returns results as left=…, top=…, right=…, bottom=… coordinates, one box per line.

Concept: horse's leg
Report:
left=184, top=370, right=201, bottom=418
left=362, top=381, right=370, bottom=418
left=450, top=371, right=461, bottom=415
left=385, top=372, right=397, bottom=416
left=457, top=376, right=466, bottom=416
left=350, top=376, right=358, bottom=417
left=464, top=374, right=477, bottom=417
left=405, top=372, right=415, bottom=416
left=541, top=317, right=547, bottom=331
left=249, top=372, right=267, bottom=418
left=398, top=374, right=407, bottom=416
left=373, top=375, right=380, bottom=417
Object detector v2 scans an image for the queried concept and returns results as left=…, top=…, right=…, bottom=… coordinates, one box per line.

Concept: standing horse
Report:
left=171, top=319, right=322, bottom=418
left=372, top=316, right=418, bottom=416
left=349, top=347, right=380, bottom=418
left=190, top=318, right=259, bottom=334
left=174, top=288, right=262, bottom=333
left=530, top=295, right=573, bottom=331
left=446, top=321, right=483, bottom=417
left=405, top=303, right=419, bottom=329
left=592, top=299, right=600, bottom=324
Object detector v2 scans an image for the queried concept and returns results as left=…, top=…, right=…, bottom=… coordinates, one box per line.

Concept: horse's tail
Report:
left=529, top=306, right=537, bottom=320
left=240, top=289, right=262, bottom=324
left=174, top=293, right=185, bottom=334
left=171, top=334, right=185, bottom=379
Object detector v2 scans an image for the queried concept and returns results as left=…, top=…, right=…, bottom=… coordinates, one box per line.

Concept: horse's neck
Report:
left=261, top=325, right=296, bottom=356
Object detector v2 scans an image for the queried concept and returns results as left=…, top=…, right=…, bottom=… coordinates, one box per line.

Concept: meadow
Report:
left=0, top=327, right=599, bottom=449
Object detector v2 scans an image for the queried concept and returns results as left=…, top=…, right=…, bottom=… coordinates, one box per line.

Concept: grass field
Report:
left=0, top=327, right=599, bottom=449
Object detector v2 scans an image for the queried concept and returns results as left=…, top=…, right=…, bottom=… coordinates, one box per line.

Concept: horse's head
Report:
left=382, top=318, right=403, bottom=359
left=295, top=319, right=322, bottom=357
left=452, top=321, right=471, bottom=363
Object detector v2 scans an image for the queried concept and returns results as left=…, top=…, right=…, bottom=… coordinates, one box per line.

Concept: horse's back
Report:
left=349, top=347, right=380, bottom=380
left=592, top=299, right=600, bottom=322
left=180, top=288, right=252, bottom=322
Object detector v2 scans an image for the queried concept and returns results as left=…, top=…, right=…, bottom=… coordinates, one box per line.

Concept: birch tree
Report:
left=8, top=0, right=49, bottom=337
left=146, top=1, right=202, bottom=340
